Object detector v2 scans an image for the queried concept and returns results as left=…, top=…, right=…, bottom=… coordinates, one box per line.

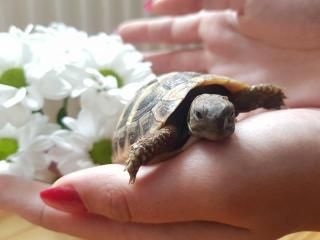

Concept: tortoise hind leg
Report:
left=231, top=84, right=286, bottom=114
left=125, top=125, right=178, bottom=184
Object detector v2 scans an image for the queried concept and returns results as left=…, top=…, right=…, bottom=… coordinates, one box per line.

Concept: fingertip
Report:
left=150, top=0, right=168, bottom=15
left=40, top=186, right=88, bottom=214
left=46, top=165, right=134, bottom=219
left=116, top=23, right=132, bottom=41
left=143, top=0, right=169, bottom=15
left=144, top=0, right=154, bottom=13
left=116, top=21, right=148, bottom=43
left=151, top=0, right=200, bottom=15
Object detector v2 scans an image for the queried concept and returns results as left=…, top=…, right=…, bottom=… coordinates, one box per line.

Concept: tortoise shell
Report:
left=112, top=72, right=251, bottom=163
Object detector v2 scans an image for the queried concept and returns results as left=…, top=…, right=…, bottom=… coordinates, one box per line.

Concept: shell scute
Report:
left=127, top=121, right=141, bottom=145
left=152, top=98, right=182, bottom=123
left=117, top=100, right=135, bottom=129
left=117, top=128, right=127, bottom=149
left=160, top=71, right=201, bottom=90
left=139, top=112, right=160, bottom=135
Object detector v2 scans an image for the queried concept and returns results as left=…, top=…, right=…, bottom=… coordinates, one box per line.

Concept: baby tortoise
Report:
left=112, top=72, right=285, bottom=184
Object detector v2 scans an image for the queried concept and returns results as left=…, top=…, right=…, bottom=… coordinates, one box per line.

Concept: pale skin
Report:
left=1, top=0, right=320, bottom=239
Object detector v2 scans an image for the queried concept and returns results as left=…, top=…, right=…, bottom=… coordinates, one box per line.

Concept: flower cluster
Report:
left=0, top=24, right=155, bottom=182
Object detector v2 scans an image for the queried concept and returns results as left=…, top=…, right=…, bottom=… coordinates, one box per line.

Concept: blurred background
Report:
left=0, top=0, right=318, bottom=239
left=0, top=0, right=145, bottom=34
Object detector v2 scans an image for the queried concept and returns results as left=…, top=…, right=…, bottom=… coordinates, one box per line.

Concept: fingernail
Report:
left=144, top=0, right=153, bottom=13
left=40, top=186, right=87, bottom=213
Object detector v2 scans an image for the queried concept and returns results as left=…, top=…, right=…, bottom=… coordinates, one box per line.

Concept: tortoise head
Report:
left=188, top=94, right=236, bottom=140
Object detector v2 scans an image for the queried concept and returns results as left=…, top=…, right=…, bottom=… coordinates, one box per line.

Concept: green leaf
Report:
left=99, top=68, right=124, bottom=88
left=0, top=68, right=27, bottom=88
left=0, top=138, right=18, bottom=161
left=89, top=138, right=113, bottom=165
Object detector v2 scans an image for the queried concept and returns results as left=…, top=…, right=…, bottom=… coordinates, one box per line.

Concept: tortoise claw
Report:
left=124, top=160, right=138, bottom=184
left=129, top=175, right=136, bottom=184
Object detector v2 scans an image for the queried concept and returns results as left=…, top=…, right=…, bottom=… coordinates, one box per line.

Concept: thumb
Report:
left=39, top=144, right=232, bottom=224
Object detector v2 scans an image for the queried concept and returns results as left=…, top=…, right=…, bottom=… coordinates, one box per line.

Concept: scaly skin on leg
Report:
left=125, top=125, right=179, bottom=184
left=231, top=84, right=286, bottom=114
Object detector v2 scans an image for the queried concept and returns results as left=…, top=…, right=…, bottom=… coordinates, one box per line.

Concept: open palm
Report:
left=118, top=1, right=320, bottom=108
left=1, top=109, right=320, bottom=240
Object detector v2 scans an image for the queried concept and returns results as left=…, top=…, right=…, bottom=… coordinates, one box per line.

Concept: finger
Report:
left=58, top=218, right=251, bottom=240
left=46, top=156, right=250, bottom=229
left=118, top=14, right=201, bottom=44
left=0, top=175, right=84, bottom=230
left=0, top=175, right=48, bottom=215
left=151, top=0, right=245, bottom=15
left=144, top=49, right=207, bottom=74
left=0, top=176, right=252, bottom=240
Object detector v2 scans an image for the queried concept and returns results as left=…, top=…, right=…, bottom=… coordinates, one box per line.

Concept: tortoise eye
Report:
left=195, top=110, right=203, bottom=119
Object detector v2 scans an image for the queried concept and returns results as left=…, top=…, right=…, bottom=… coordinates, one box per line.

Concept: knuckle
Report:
left=99, top=184, right=132, bottom=222
left=37, top=205, right=60, bottom=231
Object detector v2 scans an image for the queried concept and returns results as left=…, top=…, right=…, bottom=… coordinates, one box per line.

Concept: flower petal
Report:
left=3, top=88, right=27, bottom=108
left=39, top=71, right=71, bottom=100
left=6, top=104, right=32, bottom=127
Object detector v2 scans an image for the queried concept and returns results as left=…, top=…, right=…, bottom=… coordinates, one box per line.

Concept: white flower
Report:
left=0, top=31, right=72, bottom=127
left=39, top=26, right=155, bottom=175
left=49, top=107, right=119, bottom=175
left=84, top=33, right=155, bottom=87
left=28, top=24, right=91, bottom=98
left=0, top=34, right=36, bottom=127
left=80, top=84, right=125, bottom=120
left=0, top=23, right=156, bottom=183
left=18, top=24, right=155, bottom=102
left=34, top=23, right=88, bottom=56
left=61, top=32, right=155, bottom=100
left=0, top=102, right=32, bottom=128
left=24, top=24, right=85, bottom=101
left=0, top=114, right=60, bottom=182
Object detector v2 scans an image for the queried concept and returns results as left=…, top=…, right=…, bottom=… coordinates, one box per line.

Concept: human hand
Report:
left=2, top=108, right=320, bottom=240
left=147, top=0, right=320, bottom=49
left=118, top=0, right=320, bottom=107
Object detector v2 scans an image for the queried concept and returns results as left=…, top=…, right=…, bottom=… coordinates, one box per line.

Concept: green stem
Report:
left=57, top=98, right=69, bottom=129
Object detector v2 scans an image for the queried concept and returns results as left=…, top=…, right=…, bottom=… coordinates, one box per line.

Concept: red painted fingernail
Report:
left=40, top=186, right=87, bottom=213
left=144, top=0, right=153, bottom=13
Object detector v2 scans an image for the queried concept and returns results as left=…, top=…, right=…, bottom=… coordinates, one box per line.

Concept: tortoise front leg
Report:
left=125, top=125, right=179, bottom=184
left=231, top=84, right=286, bottom=114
